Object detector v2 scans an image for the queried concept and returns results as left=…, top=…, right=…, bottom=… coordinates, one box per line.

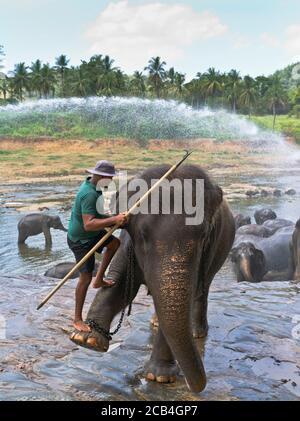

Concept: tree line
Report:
left=0, top=46, right=299, bottom=126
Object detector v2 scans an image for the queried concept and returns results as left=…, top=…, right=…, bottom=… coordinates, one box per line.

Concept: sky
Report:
left=1, top=0, right=300, bottom=80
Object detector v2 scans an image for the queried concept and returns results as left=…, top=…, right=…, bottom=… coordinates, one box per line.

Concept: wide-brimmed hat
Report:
left=86, top=160, right=117, bottom=177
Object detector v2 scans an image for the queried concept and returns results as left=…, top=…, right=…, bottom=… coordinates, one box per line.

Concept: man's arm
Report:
left=82, top=213, right=127, bottom=232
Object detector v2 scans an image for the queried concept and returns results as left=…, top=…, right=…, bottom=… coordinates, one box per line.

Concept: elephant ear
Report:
left=205, top=183, right=223, bottom=224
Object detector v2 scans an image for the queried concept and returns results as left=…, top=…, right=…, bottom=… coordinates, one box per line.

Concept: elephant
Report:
left=234, top=213, right=251, bottom=229
left=44, top=262, right=99, bottom=279
left=18, top=213, right=67, bottom=244
left=69, top=164, right=235, bottom=393
left=236, top=224, right=272, bottom=238
left=262, top=218, right=294, bottom=235
left=254, top=208, right=277, bottom=225
left=231, top=227, right=294, bottom=282
left=291, top=219, right=300, bottom=281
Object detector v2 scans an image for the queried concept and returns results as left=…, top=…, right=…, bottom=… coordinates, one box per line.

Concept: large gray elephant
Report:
left=18, top=213, right=67, bottom=244
left=231, top=226, right=294, bottom=282
left=291, top=219, right=300, bottom=281
left=236, top=224, right=272, bottom=237
left=69, top=164, right=235, bottom=393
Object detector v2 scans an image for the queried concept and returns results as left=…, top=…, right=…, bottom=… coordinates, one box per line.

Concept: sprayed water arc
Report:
left=0, top=97, right=293, bottom=153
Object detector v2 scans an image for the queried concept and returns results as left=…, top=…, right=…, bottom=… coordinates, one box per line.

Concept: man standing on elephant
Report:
left=68, top=160, right=127, bottom=332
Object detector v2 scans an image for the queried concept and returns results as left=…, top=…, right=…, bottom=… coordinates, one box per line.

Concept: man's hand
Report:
left=113, top=212, right=128, bottom=227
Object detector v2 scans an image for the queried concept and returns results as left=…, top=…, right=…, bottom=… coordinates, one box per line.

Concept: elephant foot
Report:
left=145, top=360, right=179, bottom=384
left=150, top=313, right=159, bottom=328
left=193, top=325, right=208, bottom=339
left=69, top=329, right=109, bottom=352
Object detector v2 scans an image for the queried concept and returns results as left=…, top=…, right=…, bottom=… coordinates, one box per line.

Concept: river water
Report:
left=0, top=162, right=300, bottom=400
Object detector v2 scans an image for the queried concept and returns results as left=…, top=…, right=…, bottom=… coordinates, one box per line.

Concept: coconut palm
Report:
left=30, top=59, right=43, bottom=98
left=145, top=56, right=166, bottom=98
left=55, top=54, right=70, bottom=96
left=69, top=66, right=90, bottom=97
left=131, top=71, right=146, bottom=97
left=266, top=75, right=287, bottom=129
left=173, top=72, right=186, bottom=97
left=202, top=67, right=223, bottom=105
left=239, top=76, right=257, bottom=117
left=0, top=74, right=9, bottom=100
left=0, top=45, right=5, bottom=71
left=11, top=62, right=30, bottom=101
left=226, top=69, right=241, bottom=112
left=40, top=64, right=56, bottom=98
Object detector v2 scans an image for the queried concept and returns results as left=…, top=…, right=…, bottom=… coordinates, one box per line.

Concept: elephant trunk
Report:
left=240, top=256, right=254, bottom=282
left=149, top=259, right=206, bottom=393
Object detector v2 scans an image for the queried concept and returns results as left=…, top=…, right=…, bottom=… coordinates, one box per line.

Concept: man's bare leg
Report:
left=92, top=238, right=120, bottom=288
left=74, top=271, right=92, bottom=332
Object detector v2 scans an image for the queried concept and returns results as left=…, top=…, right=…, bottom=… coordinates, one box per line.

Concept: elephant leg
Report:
left=18, top=230, right=27, bottom=244
left=42, top=223, right=52, bottom=244
left=70, top=278, right=140, bottom=352
left=145, top=327, right=178, bottom=383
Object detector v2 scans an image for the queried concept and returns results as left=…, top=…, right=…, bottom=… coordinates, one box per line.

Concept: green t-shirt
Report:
left=68, top=177, right=106, bottom=243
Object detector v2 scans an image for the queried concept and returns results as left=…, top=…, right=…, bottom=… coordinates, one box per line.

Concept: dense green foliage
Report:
left=0, top=47, right=299, bottom=116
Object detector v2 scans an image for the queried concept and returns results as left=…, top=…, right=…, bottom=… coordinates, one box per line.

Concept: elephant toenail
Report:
left=156, top=376, right=169, bottom=383
left=146, top=373, right=156, bottom=381
left=87, top=337, right=98, bottom=347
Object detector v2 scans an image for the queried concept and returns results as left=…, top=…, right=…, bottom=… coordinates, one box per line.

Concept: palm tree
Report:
left=30, top=59, right=43, bottom=98
left=202, top=68, right=223, bottom=106
left=69, top=66, right=89, bottom=97
left=0, top=74, right=9, bottom=100
left=239, top=76, right=257, bottom=117
left=266, top=75, right=287, bottom=130
left=11, top=62, right=30, bottom=101
left=131, top=71, right=146, bottom=97
left=167, top=67, right=176, bottom=85
left=55, top=54, right=70, bottom=96
left=0, top=45, right=5, bottom=71
left=40, top=64, right=56, bottom=98
left=226, top=69, right=241, bottom=112
left=144, top=56, right=166, bottom=98
left=173, top=72, right=186, bottom=97
left=96, top=55, right=118, bottom=95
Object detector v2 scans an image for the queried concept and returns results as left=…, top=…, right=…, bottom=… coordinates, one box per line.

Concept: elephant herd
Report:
left=232, top=208, right=300, bottom=283
left=16, top=164, right=299, bottom=394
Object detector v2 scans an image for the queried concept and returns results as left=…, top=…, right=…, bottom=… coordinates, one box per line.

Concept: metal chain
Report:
left=86, top=241, right=135, bottom=339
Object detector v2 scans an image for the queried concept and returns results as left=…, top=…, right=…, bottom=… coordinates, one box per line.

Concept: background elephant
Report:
left=262, top=218, right=294, bottom=235
left=236, top=224, right=272, bottom=237
left=18, top=213, right=67, bottom=244
left=44, top=262, right=99, bottom=279
left=234, top=213, right=251, bottom=229
left=254, top=208, right=277, bottom=225
left=231, top=227, right=294, bottom=282
left=70, top=164, right=235, bottom=393
left=291, top=219, right=300, bottom=281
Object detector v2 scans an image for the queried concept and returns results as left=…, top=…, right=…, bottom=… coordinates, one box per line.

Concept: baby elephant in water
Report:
left=44, top=262, right=99, bottom=279
left=18, top=213, right=67, bottom=244
left=231, top=226, right=294, bottom=282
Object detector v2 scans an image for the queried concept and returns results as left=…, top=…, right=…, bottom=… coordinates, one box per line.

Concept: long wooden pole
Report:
left=37, top=150, right=193, bottom=310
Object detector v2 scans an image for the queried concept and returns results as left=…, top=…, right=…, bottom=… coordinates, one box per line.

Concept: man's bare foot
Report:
left=92, top=277, right=115, bottom=289
left=73, top=320, right=91, bottom=332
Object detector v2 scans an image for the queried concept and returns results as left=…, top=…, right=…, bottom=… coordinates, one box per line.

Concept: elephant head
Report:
left=254, top=208, right=277, bottom=225
left=231, top=242, right=266, bottom=282
left=48, top=215, right=67, bottom=231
